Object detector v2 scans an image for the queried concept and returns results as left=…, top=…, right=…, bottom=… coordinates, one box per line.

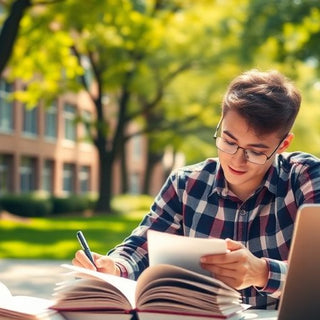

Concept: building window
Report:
left=0, top=155, right=12, bottom=195
left=0, top=79, right=13, bottom=133
left=20, top=157, right=36, bottom=193
left=63, top=163, right=75, bottom=194
left=23, top=105, right=38, bottom=136
left=45, top=103, right=57, bottom=139
left=81, top=56, right=94, bottom=88
left=64, top=104, right=76, bottom=141
left=42, top=160, right=54, bottom=193
left=129, top=172, right=140, bottom=194
left=81, top=110, right=93, bottom=144
left=80, top=166, right=90, bottom=193
left=132, top=135, right=142, bottom=161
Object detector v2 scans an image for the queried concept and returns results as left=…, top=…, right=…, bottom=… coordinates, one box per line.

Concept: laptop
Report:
left=244, top=204, right=320, bottom=320
left=276, top=203, right=320, bottom=320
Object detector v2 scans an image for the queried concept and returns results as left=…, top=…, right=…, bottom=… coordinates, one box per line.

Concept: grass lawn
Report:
left=0, top=211, right=145, bottom=260
left=0, top=195, right=151, bottom=260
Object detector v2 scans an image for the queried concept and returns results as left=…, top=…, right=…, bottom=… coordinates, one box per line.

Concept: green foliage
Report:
left=8, top=14, right=83, bottom=107
left=242, top=0, right=320, bottom=66
left=6, top=0, right=247, bottom=144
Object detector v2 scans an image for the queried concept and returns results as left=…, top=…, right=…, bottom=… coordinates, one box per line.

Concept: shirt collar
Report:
left=209, top=163, right=228, bottom=197
left=261, top=156, right=281, bottom=196
left=209, top=158, right=280, bottom=198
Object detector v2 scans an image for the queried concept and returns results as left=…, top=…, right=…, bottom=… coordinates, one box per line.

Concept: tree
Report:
left=4, top=0, right=248, bottom=212
left=241, top=0, right=320, bottom=69
left=239, top=0, right=320, bottom=157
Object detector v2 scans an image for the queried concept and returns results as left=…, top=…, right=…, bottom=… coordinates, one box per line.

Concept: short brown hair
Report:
left=222, top=69, right=301, bottom=137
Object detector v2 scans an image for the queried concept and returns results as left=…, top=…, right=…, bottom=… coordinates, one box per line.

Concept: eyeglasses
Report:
left=213, top=119, right=287, bottom=165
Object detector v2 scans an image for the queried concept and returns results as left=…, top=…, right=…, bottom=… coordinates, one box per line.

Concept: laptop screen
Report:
left=277, top=204, right=320, bottom=320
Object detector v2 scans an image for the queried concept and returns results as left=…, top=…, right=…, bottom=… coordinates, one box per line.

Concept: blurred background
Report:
left=1, top=0, right=320, bottom=261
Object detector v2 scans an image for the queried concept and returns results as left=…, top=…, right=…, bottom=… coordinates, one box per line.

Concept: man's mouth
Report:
left=228, top=166, right=246, bottom=175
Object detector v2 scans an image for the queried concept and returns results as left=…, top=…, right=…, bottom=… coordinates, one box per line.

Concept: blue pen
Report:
left=76, top=231, right=97, bottom=268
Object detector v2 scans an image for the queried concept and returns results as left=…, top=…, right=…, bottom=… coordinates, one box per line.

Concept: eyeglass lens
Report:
left=215, top=137, right=267, bottom=165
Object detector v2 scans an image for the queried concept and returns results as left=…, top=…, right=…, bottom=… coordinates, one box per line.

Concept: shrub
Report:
left=0, top=193, right=153, bottom=217
left=51, top=195, right=96, bottom=214
left=0, top=193, right=52, bottom=217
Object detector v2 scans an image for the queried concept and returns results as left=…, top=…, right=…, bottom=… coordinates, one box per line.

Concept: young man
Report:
left=73, top=69, right=320, bottom=309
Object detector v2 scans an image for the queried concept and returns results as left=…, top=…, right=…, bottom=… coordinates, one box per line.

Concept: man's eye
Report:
left=249, top=150, right=264, bottom=156
left=224, top=139, right=237, bottom=146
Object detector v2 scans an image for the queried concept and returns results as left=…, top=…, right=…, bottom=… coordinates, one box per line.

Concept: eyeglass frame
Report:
left=213, top=117, right=288, bottom=165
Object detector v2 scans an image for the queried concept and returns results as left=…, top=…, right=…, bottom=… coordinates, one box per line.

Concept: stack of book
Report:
left=51, top=230, right=246, bottom=320
left=0, top=281, right=64, bottom=320
left=52, top=263, right=246, bottom=320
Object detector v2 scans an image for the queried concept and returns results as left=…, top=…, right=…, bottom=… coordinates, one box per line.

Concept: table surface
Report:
left=243, top=309, right=278, bottom=319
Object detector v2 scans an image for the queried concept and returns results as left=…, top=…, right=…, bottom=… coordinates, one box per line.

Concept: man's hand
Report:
left=200, top=238, right=268, bottom=290
left=72, top=250, right=120, bottom=276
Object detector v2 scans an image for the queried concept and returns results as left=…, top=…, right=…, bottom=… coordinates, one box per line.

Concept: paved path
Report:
left=0, top=259, right=70, bottom=299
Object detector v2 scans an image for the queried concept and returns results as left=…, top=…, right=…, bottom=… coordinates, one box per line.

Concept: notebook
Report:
left=243, top=204, right=320, bottom=320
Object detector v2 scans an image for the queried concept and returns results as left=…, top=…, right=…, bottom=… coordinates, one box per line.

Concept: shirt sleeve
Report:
left=107, top=170, right=184, bottom=280
left=293, top=154, right=320, bottom=204
left=256, top=258, right=288, bottom=299
left=257, top=154, right=320, bottom=299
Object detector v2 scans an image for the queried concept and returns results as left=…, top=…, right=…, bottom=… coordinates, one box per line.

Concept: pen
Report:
left=76, top=230, right=97, bottom=268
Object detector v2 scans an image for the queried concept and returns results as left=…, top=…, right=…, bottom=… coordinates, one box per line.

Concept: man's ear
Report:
left=278, top=133, right=294, bottom=153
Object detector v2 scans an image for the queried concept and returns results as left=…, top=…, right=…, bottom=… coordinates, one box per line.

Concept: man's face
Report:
left=217, top=110, right=289, bottom=200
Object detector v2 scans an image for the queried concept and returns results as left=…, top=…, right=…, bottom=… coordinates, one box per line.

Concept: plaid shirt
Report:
left=109, top=151, right=320, bottom=309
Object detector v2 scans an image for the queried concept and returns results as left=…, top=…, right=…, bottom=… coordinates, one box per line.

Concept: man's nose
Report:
left=232, top=146, right=247, bottom=163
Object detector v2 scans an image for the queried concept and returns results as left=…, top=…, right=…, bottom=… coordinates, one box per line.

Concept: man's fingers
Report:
left=201, top=250, right=242, bottom=264
left=201, top=262, right=237, bottom=275
left=225, top=238, right=244, bottom=251
left=73, top=250, right=97, bottom=270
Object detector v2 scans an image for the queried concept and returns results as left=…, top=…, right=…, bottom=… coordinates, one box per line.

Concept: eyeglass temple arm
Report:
left=213, top=117, right=223, bottom=139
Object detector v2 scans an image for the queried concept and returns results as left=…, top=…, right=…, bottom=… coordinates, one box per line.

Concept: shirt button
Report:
left=240, top=209, right=247, bottom=216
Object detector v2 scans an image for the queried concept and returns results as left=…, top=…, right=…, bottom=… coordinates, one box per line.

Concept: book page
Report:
left=0, top=296, right=58, bottom=317
left=0, top=281, right=64, bottom=319
left=135, top=264, right=242, bottom=317
left=136, top=264, right=238, bottom=297
left=148, top=230, right=227, bottom=275
left=57, top=264, right=137, bottom=309
left=138, top=311, right=244, bottom=320
left=0, top=281, right=12, bottom=300
left=60, top=311, right=132, bottom=320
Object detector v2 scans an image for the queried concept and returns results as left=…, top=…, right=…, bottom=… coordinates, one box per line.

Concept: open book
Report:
left=52, top=263, right=246, bottom=320
left=52, top=231, right=247, bottom=319
left=0, top=281, right=64, bottom=320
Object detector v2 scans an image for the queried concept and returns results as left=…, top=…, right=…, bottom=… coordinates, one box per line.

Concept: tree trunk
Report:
left=120, top=138, right=129, bottom=193
left=94, top=78, right=131, bottom=212
left=95, top=148, right=113, bottom=213
left=0, top=0, right=31, bottom=75
left=143, top=139, right=163, bottom=194
left=111, top=77, right=131, bottom=196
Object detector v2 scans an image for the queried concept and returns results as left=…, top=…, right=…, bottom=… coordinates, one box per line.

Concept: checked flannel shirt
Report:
left=108, top=151, right=320, bottom=309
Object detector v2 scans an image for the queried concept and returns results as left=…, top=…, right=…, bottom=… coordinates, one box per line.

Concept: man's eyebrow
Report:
left=223, top=130, right=270, bottom=149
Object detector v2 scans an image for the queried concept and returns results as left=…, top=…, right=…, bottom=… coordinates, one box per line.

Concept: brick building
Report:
left=0, top=78, right=165, bottom=198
